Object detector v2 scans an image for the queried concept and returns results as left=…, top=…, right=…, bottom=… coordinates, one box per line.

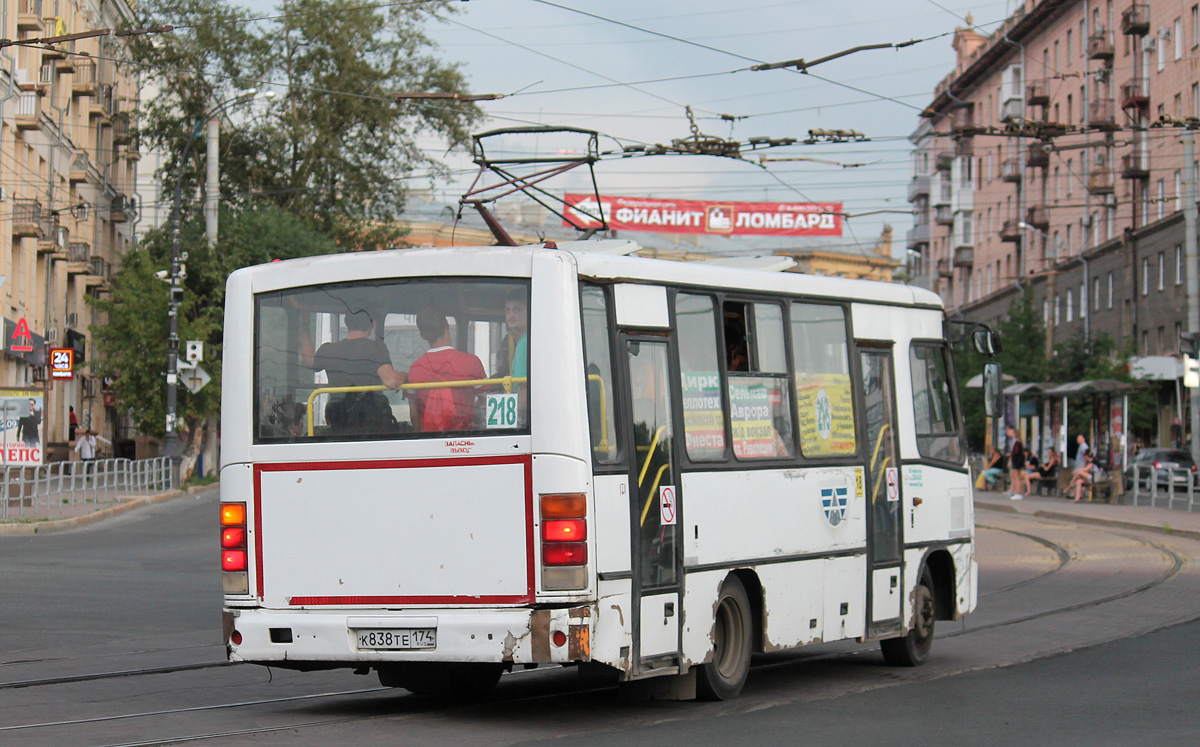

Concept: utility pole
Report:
left=205, top=118, right=219, bottom=246
left=1183, top=131, right=1200, bottom=464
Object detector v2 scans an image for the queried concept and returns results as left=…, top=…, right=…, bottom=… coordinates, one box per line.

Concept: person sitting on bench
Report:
left=982, top=446, right=1005, bottom=490
left=1067, top=452, right=1101, bottom=503
left=1029, top=447, right=1060, bottom=494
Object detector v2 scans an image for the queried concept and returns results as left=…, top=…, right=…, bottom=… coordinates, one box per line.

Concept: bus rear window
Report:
left=254, top=278, right=530, bottom=443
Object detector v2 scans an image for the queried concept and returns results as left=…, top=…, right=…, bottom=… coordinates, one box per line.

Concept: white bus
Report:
left=219, top=242, right=978, bottom=700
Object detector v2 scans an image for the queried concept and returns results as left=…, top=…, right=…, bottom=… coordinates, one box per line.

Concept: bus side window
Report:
left=909, top=343, right=964, bottom=463
left=791, top=303, right=858, bottom=457
left=581, top=285, right=623, bottom=465
left=676, top=292, right=726, bottom=461
left=724, top=300, right=793, bottom=460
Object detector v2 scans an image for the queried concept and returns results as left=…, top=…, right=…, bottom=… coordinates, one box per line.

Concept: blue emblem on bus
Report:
left=821, top=487, right=848, bottom=526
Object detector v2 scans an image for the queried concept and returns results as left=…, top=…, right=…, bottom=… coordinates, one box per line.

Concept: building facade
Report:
left=910, top=0, right=1200, bottom=445
left=0, top=0, right=140, bottom=459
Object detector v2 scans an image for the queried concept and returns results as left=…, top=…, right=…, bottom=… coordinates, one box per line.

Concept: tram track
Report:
left=4, top=519, right=1195, bottom=746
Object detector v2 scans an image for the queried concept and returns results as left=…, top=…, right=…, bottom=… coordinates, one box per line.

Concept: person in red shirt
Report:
left=407, top=308, right=486, bottom=431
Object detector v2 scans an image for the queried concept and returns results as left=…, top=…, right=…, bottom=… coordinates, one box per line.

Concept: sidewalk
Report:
left=975, top=488, right=1200, bottom=540
left=0, top=484, right=216, bottom=536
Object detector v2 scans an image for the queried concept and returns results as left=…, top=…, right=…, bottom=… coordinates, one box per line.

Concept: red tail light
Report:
left=220, top=503, right=249, bottom=592
left=542, top=542, right=588, bottom=566
left=542, top=519, right=587, bottom=542
left=1153, top=461, right=1162, bottom=468
left=221, top=527, right=246, bottom=548
left=222, top=549, right=247, bottom=571
left=1191, top=464, right=1197, bottom=472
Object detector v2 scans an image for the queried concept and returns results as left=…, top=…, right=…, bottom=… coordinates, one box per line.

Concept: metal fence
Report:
left=1127, top=464, right=1199, bottom=512
left=1, top=457, right=175, bottom=520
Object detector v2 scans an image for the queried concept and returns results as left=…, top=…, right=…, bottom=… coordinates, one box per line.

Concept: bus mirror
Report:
left=983, top=362, right=1003, bottom=419
left=972, top=329, right=1002, bottom=356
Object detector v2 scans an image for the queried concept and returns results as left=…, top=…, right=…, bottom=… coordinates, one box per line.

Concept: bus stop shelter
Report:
left=1039, top=379, right=1134, bottom=475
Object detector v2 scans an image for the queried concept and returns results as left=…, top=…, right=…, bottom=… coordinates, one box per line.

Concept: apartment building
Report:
left=0, top=0, right=139, bottom=458
left=908, top=1, right=1200, bottom=444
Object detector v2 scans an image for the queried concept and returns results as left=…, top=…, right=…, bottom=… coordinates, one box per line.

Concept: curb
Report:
left=0, top=482, right=219, bottom=536
left=976, top=500, right=1200, bottom=541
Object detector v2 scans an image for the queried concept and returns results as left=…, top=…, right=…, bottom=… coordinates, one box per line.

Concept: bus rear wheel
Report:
left=377, top=662, right=503, bottom=697
left=880, top=567, right=935, bottom=667
left=696, top=575, right=752, bottom=700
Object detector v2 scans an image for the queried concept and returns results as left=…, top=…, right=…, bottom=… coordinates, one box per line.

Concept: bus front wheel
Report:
left=880, top=567, right=935, bottom=667
left=696, top=575, right=752, bottom=700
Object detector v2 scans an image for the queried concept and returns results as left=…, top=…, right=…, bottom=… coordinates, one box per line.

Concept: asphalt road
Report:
left=1, top=489, right=1197, bottom=745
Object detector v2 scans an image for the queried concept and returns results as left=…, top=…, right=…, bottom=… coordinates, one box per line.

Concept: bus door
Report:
left=622, top=334, right=682, bottom=674
left=858, top=345, right=904, bottom=638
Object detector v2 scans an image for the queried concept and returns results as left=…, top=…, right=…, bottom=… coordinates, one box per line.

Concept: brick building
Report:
left=0, top=0, right=140, bottom=457
left=910, top=0, right=1200, bottom=445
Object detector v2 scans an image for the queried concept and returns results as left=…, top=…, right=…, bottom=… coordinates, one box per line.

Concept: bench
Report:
left=1033, top=472, right=1059, bottom=496
left=1088, top=473, right=1118, bottom=503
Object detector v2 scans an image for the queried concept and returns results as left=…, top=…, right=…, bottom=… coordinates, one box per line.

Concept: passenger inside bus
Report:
left=407, top=307, right=487, bottom=431
left=301, top=309, right=406, bottom=434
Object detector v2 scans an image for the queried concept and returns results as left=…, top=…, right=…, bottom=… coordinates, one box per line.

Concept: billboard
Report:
left=0, top=389, right=45, bottom=465
left=563, top=194, right=842, bottom=237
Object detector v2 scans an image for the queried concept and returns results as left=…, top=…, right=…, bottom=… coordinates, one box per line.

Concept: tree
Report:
left=129, top=0, right=482, bottom=249
left=90, top=207, right=337, bottom=453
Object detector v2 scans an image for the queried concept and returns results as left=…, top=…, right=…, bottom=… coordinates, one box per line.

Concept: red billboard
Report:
left=563, top=194, right=842, bottom=237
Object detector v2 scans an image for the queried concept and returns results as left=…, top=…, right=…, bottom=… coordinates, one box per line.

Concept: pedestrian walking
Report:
left=68, top=405, right=78, bottom=441
left=74, top=429, right=96, bottom=461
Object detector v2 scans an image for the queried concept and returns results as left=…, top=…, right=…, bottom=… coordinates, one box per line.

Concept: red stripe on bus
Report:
left=252, top=455, right=535, bottom=605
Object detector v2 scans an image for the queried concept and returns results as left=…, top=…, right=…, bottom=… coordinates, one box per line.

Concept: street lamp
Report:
left=163, top=88, right=274, bottom=474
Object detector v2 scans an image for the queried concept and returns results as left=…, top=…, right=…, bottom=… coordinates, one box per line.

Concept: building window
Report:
left=1159, top=251, right=1166, bottom=290
left=1177, top=170, right=1184, bottom=212
left=1067, top=94, right=1073, bottom=125
left=1178, top=245, right=1185, bottom=285
left=1107, top=272, right=1114, bottom=308
left=1066, top=30, right=1073, bottom=63
left=1066, top=290, right=1074, bottom=322
left=1080, top=282, right=1087, bottom=318
left=1143, top=330, right=1150, bottom=355
left=1066, top=158, right=1073, bottom=197
left=1177, top=17, right=1185, bottom=59
left=1066, top=224, right=1073, bottom=254
left=1054, top=294, right=1061, bottom=326
left=1176, top=93, right=1184, bottom=117
left=1055, top=167, right=1062, bottom=200
left=1043, top=298, right=1050, bottom=326
left=1094, top=277, right=1101, bottom=311
left=1194, top=5, right=1199, bottom=47
left=1157, top=179, right=1165, bottom=220
left=1194, top=83, right=1200, bottom=118
left=1143, top=258, right=1150, bottom=295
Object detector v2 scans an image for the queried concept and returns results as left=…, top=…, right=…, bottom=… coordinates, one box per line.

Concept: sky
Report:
left=241, top=0, right=1024, bottom=256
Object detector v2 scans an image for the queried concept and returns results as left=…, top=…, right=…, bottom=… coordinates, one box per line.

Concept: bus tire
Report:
left=377, top=662, right=503, bottom=697
left=880, top=567, right=935, bottom=667
left=696, top=575, right=752, bottom=700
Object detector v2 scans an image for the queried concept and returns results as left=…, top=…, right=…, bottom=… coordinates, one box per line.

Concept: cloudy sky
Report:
left=248, top=0, right=1023, bottom=255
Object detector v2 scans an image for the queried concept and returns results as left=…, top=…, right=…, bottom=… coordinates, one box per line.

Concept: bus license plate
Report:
left=356, top=628, right=436, bottom=650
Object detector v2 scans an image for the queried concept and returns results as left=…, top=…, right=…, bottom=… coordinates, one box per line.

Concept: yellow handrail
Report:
left=305, top=376, right=527, bottom=436
left=638, top=425, right=667, bottom=486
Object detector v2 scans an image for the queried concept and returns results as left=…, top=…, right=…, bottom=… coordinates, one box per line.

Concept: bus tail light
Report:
left=220, top=502, right=249, bottom=594
left=540, top=493, right=588, bottom=590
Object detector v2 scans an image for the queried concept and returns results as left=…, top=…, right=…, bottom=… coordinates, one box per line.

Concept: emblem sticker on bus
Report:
left=486, top=393, right=519, bottom=428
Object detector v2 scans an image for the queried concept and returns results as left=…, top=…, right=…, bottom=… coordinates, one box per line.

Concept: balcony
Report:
left=935, top=205, right=955, bottom=225
left=953, top=246, right=974, bottom=268
left=1088, top=98, right=1118, bottom=130
left=1088, top=169, right=1115, bottom=195
left=934, top=149, right=954, bottom=171
left=1087, top=30, right=1115, bottom=60
left=1121, top=78, right=1149, bottom=109
left=1027, top=141, right=1050, bottom=168
left=950, top=108, right=982, bottom=135
left=88, top=256, right=110, bottom=284
left=1001, top=158, right=1022, bottom=182
left=937, top=258, right=953, bottom=279
left=1121, top=3, right=1149, bottom=35
left=41, top=36, right=72, bottom=61
left=113, top=111, right=135, bottom=145
left=1026, top=204, right=1050, bottom=230
left=90, top=84, right=116, bottom=119
left=14, top=91, right=42, bottom=130
left=908, top=175, right=931, bottom=202
left=12, top=199, right=48, bottom=238
left=1001, top=98, right=1025, bottom=123
left=37, top=225, right=66, bottom=256
left=69, top=152, right=90, bottom=184
left=67, top=241, right=91, bottom=263
left=16, top=0, right=41, bottom=30
left=1000, top=218, right=1022, bottom=242
left=1026, top=80, right=1049, bottom=106
left=906, top=222, right=931, bottom=250
left=110, top=194, right=133, bottom=223
left=1121, top=151, right=1150, bottom=179
left=954, top=135, right=974, bottom=156
left=72, top=61, right=97, bottom=97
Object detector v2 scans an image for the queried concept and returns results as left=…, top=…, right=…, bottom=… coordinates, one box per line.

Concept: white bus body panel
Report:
left=256, top=460, right=532, bottom=607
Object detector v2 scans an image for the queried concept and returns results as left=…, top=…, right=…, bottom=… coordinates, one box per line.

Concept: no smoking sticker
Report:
left=660, top=485, right=677, bottom=526
left=885, top=467, right=900, bottom=502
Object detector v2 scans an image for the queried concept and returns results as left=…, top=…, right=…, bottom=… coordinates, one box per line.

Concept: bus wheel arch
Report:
left=696, top=572, right=756, bottom=700
left=921, top=548, right=957, bottom=621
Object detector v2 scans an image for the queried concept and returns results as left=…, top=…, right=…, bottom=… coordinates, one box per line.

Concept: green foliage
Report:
left=130, top=0, right=481, bottom=250
left=90, top=207, right=337, bottom=437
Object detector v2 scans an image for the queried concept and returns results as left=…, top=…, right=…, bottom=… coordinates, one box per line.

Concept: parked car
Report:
left=1123, top=448, right=1197, bottom=491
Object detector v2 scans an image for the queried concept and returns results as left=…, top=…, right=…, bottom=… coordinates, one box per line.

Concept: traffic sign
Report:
left=181, top=366, right=211, bottom=394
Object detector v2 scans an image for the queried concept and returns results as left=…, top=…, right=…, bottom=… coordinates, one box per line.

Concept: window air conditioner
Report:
left=65, top=312, right=78, bottom=328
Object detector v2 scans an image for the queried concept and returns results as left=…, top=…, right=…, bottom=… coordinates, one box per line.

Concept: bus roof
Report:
left=235, top=243, right=943, bottom=311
